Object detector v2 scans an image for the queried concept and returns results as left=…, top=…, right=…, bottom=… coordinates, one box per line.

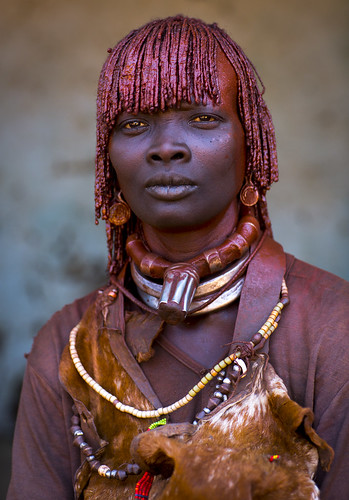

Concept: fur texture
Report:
left=131, top=355, right=334, bottom=500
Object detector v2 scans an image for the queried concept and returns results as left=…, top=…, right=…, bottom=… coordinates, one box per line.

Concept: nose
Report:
left=146, top=139, right=191, bottom=164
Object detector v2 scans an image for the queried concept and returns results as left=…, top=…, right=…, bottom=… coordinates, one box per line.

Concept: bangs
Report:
left=98, top=17, right=221, bottom=125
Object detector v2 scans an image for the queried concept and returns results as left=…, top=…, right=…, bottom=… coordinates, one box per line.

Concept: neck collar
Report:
left=131, top=254, right=248, bottom=317
left=127, top=214, right=260, bottom=323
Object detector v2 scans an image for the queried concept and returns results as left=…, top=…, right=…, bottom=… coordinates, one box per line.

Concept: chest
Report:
left=139, top=303, right=239, bottom=423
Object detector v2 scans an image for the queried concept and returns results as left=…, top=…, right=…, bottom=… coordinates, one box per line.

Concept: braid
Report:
left=95, top=15, right=278, bottom=276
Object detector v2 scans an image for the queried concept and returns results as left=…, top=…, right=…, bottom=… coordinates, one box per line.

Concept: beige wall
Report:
left=0, top=0, right=348, bottom=435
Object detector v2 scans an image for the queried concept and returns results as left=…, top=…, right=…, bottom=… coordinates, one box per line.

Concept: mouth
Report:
left=145, top=175, right=197, bottom=201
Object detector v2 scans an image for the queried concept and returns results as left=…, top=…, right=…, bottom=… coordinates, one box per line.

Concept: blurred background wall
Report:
left=1, top=0, right=348, bottom=493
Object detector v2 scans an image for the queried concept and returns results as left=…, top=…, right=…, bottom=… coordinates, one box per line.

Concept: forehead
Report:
left=117, top=47, right=239, bottom=116
left=215, top=48, right=239, bottom=109
left=104, top=21, right=241, bottom=116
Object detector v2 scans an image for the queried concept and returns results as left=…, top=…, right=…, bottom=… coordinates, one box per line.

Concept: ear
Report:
left=270, top=393, right=334, bottom=471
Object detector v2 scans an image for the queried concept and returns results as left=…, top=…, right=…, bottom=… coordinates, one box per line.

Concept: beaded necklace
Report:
left=69, top=279, right=289, bottom=419
left=69, top=278, right=289, bottom=485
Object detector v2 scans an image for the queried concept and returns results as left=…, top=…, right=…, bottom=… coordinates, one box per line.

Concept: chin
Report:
left=147, top=218, right=199, bottom=232
left=142, top=213, right=223, bottom=233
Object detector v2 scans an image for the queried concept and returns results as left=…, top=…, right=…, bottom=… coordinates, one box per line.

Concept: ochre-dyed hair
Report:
left=95, top=15, right=278, bottom=276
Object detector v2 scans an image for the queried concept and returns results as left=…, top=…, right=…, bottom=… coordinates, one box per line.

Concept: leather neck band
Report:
left=126, top=214, right=260, bottom=324
left=126, top=214, right=260, bottom=280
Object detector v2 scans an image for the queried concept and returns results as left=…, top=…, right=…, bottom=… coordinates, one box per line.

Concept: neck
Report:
left=142, top=201, right=239, bottom=262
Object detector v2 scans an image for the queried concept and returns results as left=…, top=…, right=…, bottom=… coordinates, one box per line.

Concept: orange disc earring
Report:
left=108, top=192, right=131, bottom=226
left=240, top=175, right=259, bottom=207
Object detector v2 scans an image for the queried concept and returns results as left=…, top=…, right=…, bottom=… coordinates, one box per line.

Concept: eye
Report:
left=192, top=115, right=216, bottom=122
left=123, top=120, right=148, bottom=130
left=189, top=114, right=221, bottom=129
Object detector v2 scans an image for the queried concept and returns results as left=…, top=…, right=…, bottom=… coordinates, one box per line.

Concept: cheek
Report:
left=212, top=132, right=245, bottom=183
left=109, top=146, right=135, bottom=192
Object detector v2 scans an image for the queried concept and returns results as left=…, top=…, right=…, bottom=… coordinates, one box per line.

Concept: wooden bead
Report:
left=206, top=397, right=221, bottom=410
left=231, top=364, right=242, bottom=377
left=126, top=463, right=141, bottom=475
left=116, top=470, right=128, bottom=481
left=82, top=446, right=93, bottom=457
left=70, top=425, right=82, bottom=435
left=218, top=383, right=232, bottom=396
left=89, top=460, right=101, bottom=471
left=195, top=410, right=207, bottom=421
left=73, top=435, right=85, bottom=447
left=251, top=332, right=263, bottom=346
left=281, top=296, right=290, bottom=306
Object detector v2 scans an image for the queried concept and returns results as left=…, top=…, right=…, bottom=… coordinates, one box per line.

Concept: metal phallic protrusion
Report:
left=158, top=263, right=200, bottom=324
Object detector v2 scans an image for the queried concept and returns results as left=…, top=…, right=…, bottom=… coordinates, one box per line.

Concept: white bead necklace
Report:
left=69, top=279, right=288, bottom=419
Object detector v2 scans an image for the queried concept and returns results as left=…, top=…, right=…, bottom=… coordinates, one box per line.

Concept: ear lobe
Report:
left=131, top=431, right=185, bottom=478
left=270, top=394, right=334, bottom=471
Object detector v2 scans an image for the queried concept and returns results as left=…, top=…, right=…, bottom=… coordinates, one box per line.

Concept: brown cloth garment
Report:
left=7, top=238, right=349, bottom=499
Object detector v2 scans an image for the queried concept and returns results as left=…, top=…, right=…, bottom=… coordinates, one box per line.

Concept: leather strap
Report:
left=108, top=327, right=163, bottom=409
left=232, top=236, right=286, bottom=354
left=107, top=266, right=163, bottom=409
left=156, top=335, right=208, bottom=376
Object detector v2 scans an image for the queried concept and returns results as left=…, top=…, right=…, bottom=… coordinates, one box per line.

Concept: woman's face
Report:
left=108, top=52, right=246, bottom=232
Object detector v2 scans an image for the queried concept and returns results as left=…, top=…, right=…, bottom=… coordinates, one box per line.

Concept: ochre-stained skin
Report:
left=131, top=356, right=334, bottom=500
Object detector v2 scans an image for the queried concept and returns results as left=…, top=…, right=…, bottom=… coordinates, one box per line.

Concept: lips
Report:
left=145, top=174, right=197, bottom=201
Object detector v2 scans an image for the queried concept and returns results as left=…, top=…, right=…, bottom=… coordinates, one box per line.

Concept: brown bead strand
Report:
left=193, top=280, right=289, bottom=423
left=193, top=361, right=246, bottom=423
left=70, top=407, right=142, bottom=480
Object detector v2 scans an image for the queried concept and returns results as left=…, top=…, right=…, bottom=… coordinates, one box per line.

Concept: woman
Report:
left=7, top=15, right=348, bottom=499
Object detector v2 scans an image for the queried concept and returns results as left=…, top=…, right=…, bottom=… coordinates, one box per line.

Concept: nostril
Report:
left=151, top=154, right=162, bottom=162
left=172, top=152, right=184, bottom=160
left=148, top=146, right=190, bottom=163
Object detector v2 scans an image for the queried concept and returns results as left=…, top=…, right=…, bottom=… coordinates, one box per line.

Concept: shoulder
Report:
left=285, top=253, right=349, bottom=313
left=270, top=251, right=349, bottom=387
left=26, top=288, right=103, bottom=392
left=286, top=253, right=348, bottom=291
left=278, top=253, right=349, bottom=372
